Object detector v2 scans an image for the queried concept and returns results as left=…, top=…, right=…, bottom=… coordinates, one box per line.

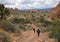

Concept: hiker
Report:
left=33, top=28, right=35, bottom=33
left=36, top=29, right=40, bottom=37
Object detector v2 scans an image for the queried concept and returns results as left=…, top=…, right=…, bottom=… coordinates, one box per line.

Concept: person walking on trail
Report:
left=33, top=28, right=35, bottom=33
left=36, top=29, right=40, bottom=37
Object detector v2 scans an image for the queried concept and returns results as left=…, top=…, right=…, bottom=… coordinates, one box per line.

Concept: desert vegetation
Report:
left=0, top=2, right=60, bottom=42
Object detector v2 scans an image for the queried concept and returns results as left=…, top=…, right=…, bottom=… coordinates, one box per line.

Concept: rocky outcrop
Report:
left=26, top=10, right=40, bottom=13
left=52, top=2, right=60, bottom=18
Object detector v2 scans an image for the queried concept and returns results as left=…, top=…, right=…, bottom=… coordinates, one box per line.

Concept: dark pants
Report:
left=33, top=29, right=35, bottom=33
left=38, top=33, right=40, bottom=37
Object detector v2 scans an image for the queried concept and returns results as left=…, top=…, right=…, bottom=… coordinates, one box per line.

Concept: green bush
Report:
left=12, top=18, right=24, bottom=24
left=49, top=20, right=60, bottom=42
left=0, top=20, right=16, bottom=32
left=44, top=20, right=52, bottom=26
left=15, top=28, right=21, bottom=33
left=12, top=17, right=31, bottom=24
left=0, top=32, right=12, bottom=42
left=44, top=14, right=46, bottom=16
left=19, top=25, right=26, bottom=31
left=39, top=16, right=45, bottom=23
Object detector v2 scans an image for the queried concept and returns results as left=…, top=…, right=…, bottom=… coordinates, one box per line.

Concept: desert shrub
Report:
left=39, top=16, right=51, bottom=27
left=44, top=20, right=52, bottom=26
left=44, top=14, right=46, bottom=16
left=39, top=16, right=45, bottom=23
left=40, top=27, right=47, bottom=33
left=14, top=28, right=22, bottom=36
left=12, top=17, right=23, bottom=24
left=19, top=25, right=26, bottom=31
left=49, top=20, right=60, bottom=42
left=0, top=20, right=16, bottom=32
left=0, top=32, right=12, bottom=42
left=25, top=19, right=31, bottom=23
left=31, top=15, right=36, bottom=21
left=12, top=17, right=31, bottom=24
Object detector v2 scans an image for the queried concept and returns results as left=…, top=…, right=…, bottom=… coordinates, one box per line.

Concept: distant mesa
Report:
left=26, top=10, right=40, bottom=13
left=24, top=8, right=51, bottom=13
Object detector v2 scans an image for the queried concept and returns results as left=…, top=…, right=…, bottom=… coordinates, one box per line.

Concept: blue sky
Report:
left=0, top=0, right=60, bottom=10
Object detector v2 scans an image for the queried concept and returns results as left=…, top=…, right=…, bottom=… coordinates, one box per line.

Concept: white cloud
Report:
left=0, top=0, right=60, bottom=10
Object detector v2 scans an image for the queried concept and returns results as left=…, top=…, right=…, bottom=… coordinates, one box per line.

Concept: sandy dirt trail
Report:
left=12, top=24, right=54, bottom=42
left=12, top=30, right=54, bottom=42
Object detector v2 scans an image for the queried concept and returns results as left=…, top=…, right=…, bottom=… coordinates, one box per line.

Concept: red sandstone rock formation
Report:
left=52, top=2, right=60, bottom=18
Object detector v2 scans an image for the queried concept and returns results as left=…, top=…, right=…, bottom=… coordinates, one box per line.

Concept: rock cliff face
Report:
left=52, top=2, right=60, bottom=18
